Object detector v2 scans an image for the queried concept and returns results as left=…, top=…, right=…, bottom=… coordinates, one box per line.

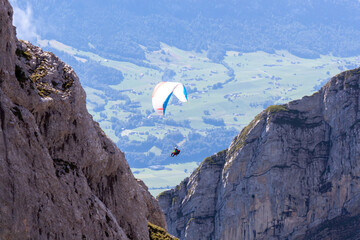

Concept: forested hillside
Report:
left=22, top=0, right=360, bottom=60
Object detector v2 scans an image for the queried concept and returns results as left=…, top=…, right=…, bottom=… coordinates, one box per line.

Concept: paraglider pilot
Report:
left=171, top=147, right=180, bottom=157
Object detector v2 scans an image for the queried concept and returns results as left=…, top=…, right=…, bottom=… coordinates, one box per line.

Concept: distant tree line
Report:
left=31, top=0, right=360, bottom=63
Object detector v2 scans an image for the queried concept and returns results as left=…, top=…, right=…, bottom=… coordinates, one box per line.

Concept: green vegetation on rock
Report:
left=62, top=77, right=74, bottom=90
left=148, top=222, right=178, bottom=240
left=229, top=113, right=263, bottom=156
left=37, top=85, right=52, bottom=97
left=156, top=191, right=168, bottom=199
left=217, top=149, right=227, bottom=156
left=195, top=150, right=227, bottom=173
left=228, top=105, right=287, bottom=157
left=265, top=104, right=288, bottom=114
left=30, top=63, right=48, bottom=83
left=187, top=218, right=195, bottom=225
left=203, top=156, right=217, bottom=165
left=15, top=48, right=32, bottom=60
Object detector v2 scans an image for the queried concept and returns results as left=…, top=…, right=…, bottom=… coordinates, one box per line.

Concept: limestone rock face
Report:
left=0, top=0, right=16, bottom=84
left=0, top=0, right=167, bottom=239
left=158, top=151, right=226, bottom=240
left=137, top=179, right=167, bottom=228
left=159, top=67, right=360, bottom=240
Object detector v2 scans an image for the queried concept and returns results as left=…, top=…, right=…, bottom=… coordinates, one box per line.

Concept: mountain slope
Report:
left=158, top=67, right=360, bottom=239
left=18, top=0, right=360, bottom=59
left=0, top=0, right=168, bottom=239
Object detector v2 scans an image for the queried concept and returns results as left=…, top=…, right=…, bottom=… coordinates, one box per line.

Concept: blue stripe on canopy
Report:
left=162, top=92, right=173, bottom=115
left=183, top=85, right=188, bottom=101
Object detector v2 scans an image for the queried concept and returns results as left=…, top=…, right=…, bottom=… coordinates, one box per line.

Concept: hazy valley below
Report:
left=9, top=0, right=360, bottom=194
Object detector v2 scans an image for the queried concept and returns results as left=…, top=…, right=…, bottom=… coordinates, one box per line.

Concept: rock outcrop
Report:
left=158, top=67, right=360, bottom=239
left=158, top=151, right=226, bottom=239
left=0, top=0, right=168, bottom=239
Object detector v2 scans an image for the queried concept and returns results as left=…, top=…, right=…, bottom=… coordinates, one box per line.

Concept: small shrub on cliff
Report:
left=62, top=77, right=74, bottom=90
left=156, top=191, right=168, bottom=199
left=228, top=113, right=262, bottom=155
left=265, top=104, right=288, bottom=114
left=15, top=49, right=32, bottom=60
left=148, top=222, right=178, bottom=240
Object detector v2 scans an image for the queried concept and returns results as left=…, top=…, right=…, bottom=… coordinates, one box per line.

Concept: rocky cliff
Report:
left=0, top=0, right=169, bottom=239
left=158, top=66, right=360, bottom=239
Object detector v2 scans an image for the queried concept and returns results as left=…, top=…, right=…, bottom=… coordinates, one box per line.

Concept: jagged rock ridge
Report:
left=0, top=0, right=170, bottom=239
left=158, top=67, right=360, bottom=240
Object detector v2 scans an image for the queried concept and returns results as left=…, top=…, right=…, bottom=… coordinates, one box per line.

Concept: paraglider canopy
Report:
left=152, top=82, right=188, bottom=115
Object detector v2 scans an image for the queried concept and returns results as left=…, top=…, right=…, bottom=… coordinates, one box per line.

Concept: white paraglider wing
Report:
left=173, top=84, right=188, bottom=102
left=152, top=82, right=188, bottom=115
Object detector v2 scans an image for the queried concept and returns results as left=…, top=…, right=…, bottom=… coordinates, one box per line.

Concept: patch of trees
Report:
left=212, top=82, right=223, bottom=90
left=202, top=117, right=225, bottom=126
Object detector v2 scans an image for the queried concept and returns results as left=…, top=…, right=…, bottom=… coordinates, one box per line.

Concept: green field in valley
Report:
left=42, top=39, right=360, bottom=195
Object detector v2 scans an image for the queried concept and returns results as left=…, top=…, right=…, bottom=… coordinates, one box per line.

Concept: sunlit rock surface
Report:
left=159, top=67, right=360, bottom=239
